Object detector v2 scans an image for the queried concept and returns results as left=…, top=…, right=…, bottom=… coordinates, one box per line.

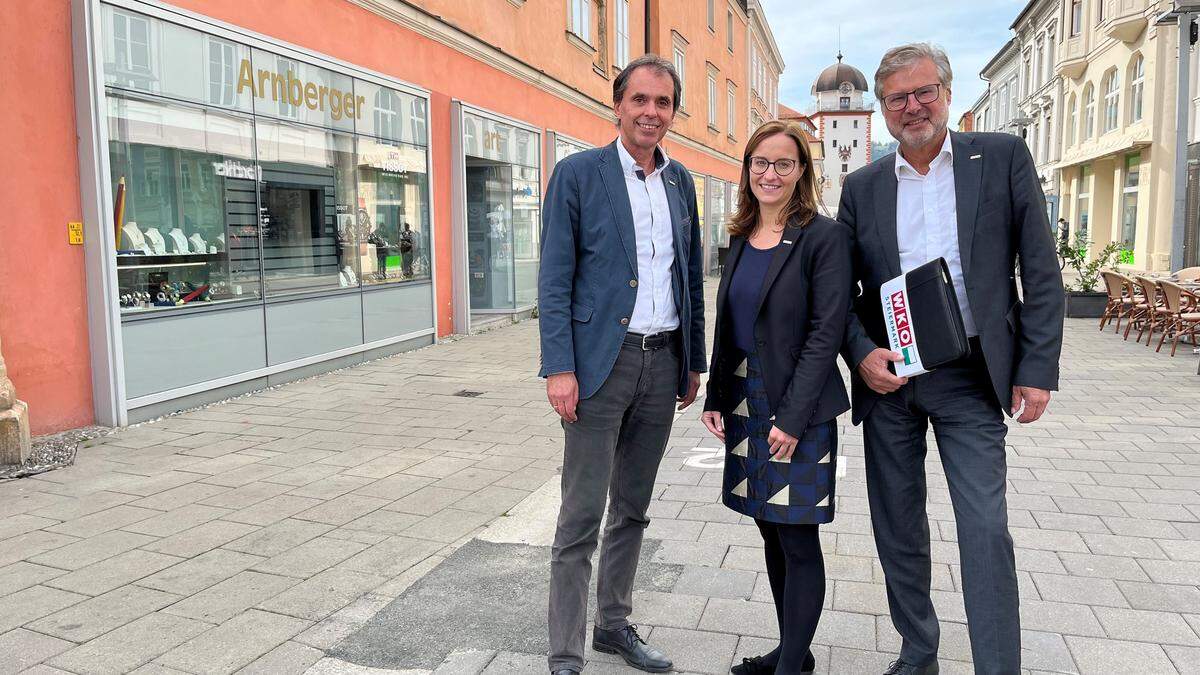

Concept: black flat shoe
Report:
left=730, top=649, right=815, bottom=675
left=592, top=624, right=672, bottom=673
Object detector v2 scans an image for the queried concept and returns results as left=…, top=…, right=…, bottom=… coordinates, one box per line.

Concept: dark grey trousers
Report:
left=862, top=350, right=1020, bottom=675
left=547, top=340, right=680, bottom=673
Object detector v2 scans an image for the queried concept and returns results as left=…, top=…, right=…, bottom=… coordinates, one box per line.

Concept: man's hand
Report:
left=1011, top=386, right=1051, bottom=424
left=677, top=371, right=702, bottom=411
left=701, top=411, right=725, bottom=441
left=857, top=348, right=909, bottom=395
left=547, top=372, right=579, bottom=423
left=767, top=426, right=799, bottom=461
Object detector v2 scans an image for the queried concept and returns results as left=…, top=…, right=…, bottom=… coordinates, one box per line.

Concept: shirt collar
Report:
left=894, top=131, right=953, bottom=179
left=616, top=138, right=669, bottom=180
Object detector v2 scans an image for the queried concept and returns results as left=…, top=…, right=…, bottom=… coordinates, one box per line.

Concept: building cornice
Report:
left=347, top=0, right=740, bottom=167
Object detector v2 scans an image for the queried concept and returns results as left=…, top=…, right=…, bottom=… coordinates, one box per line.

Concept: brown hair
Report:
left=727, top=120, right=819, bottom=238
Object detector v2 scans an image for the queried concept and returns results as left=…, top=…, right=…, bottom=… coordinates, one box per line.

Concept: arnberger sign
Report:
left=236, top=58, right=365, bottom=121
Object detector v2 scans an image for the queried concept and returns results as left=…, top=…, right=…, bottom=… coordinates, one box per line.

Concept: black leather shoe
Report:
left=592, top=624, right=672, bottom=673
left=883, top=659, right=939, bottom=675
left=551, top=670, right=578, bottom=675
left=730, top=649, right=815, bottom=675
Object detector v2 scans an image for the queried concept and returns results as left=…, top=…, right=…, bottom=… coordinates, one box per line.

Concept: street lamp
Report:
left=1157, top=2, right=1200, bottom=271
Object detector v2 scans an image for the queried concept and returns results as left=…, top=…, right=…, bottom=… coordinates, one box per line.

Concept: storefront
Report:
left=76, top=0, right=437, bottom=423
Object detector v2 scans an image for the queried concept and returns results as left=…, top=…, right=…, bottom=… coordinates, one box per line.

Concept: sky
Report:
left=760, top=0, right=1028, bottom=143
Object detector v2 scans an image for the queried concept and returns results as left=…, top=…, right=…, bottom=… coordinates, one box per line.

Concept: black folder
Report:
left=889, top=258, right=970, bottom=373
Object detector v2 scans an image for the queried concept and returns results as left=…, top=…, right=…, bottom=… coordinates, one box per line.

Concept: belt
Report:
left=623, top=330, right=678, bottom=351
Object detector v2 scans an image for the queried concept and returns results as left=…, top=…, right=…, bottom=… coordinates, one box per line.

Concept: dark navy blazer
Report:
left=537, top=141, right=707, bottom=399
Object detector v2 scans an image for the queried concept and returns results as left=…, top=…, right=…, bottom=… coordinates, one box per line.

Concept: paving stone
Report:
left=636, top=626, right=739, bottom=675
left=1057, top=552, right=1151, bottom=581
left=163, top=570, right=298, bottom=624
left=381, top=485, right=473, bottom=515
left=251, top=536, right=371, bottom=578
left=1019, top=629, right=1077, bottom=673
left=336, top=535, right=444, bottom=578
left=1018, top=599, right=1106, bottom=637
left=156, top=609, right=311, bottom=674
left=141, top=519, right=261, bottom=558
left=698, top=598, right=779, bottom=639
left=46, top=550, right=182, bottom=597
left=137, top=549, right=264, bottom=596
left=1165, top=645, right=1200, bottom=674
left=29, top=491, right=137, bottom=522
left=28, top=584, right=179, bottom=642
left=128, top=483, right=231, bottom=512
left=286, top=475, right=375, bottom=502
left=27, top=529, right=155, bottom=571
left=119, top=504, right=231, bottom=538
left=431, top=650, right=497, bottom=675
left=1093, top=607, right=1200, bottom=646
left=1081, top=532, right=1168, bottom=559
left=223, top=518, right=334, bottom=557
left=1065, top=635, right=1178, bottom=674
left=628, top=590, right=709, bottom=629
left=0, top=531, right=79, bottom=568
left=44, top=505, right=161, bottom=538
left=0, top=628, right=72, bottom=674
left=651, top=540, right=729, bottom=568
left=236, top=640, right=325, bottom=674
left=1117, top=581, right=1200, bottom=613
left=48, top=612, right=212, bottom=674
left=402, top=508, right=492, bottom=543
left=224, top=495, right=325, bottom=526
left=294, top=494, right=392, bottom=526
left=1031, top=573, right=1129, bottom=608
left=0, top=561, right=66, bottom=597
left=257, top=568, right=388, bottom=621
left=673, top=565, right=757, bottom=599
left=197, top=481, right=293, bottom=510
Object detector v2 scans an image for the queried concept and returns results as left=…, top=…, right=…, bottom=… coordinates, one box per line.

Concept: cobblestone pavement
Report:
left=1, top=286, right=1198, bottom=674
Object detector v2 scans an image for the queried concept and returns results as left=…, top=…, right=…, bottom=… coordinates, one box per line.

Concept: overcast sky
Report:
left=760, top=0, right=1028, bottom=143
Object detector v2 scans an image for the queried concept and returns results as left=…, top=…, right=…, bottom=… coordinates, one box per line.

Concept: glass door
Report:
left=465, top=159, right=514, bottom=311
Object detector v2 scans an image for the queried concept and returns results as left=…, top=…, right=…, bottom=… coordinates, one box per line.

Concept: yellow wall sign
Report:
left=236, top=59, right=365, bottom=121
left=68, top=222, right=83, bottom=245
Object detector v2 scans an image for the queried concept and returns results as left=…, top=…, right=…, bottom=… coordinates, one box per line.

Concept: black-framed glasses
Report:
left=748, top=156, right=798, bottom=176
left=882, top=83, right=944, bottom=112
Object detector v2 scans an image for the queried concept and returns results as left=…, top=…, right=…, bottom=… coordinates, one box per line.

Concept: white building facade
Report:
left=1013, top=0, right=1064, bottom=223
left=978, top=39, right=1022, bottom=135
left=810, top=55, right=872, bottom=211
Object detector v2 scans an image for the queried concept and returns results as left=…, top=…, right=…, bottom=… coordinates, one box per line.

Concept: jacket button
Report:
left=620, top=318, right=629, bottom=325
left=630, top=279, right=638, bottom=288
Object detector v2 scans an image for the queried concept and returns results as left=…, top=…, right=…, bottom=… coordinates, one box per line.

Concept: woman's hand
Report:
left=768, top=425, right=799, bottom=460
left=701, top=411, right=725, bottom=442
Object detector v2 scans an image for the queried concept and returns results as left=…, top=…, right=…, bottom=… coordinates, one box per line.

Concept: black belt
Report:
left=623, top=330, right=678, bottom=351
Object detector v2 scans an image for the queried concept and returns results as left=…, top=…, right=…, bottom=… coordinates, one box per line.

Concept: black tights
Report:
left=754, top=519, right=825, bottom=674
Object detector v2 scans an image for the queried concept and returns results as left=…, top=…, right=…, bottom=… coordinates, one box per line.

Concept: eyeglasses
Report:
left=748, top=156, right=799, bottom=176
left=882, top=84, right=943, bottom=112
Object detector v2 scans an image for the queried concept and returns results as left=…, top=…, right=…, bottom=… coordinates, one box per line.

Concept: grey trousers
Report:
left=862, top=349, right=1021, bottom=675
left=547, top=340, right=680, bottom=673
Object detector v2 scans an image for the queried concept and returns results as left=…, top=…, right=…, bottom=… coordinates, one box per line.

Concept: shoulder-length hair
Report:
left=727, top=120, right=820, bottom=238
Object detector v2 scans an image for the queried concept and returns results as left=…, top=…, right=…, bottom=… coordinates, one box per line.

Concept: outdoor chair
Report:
left=1099, top=270, right=1138, bottom=334
left=1132, top=276, right=1166, bottom=344
left=1176, top=266, right=1200, bottom=283
left=1155, top=280, right=1200, bottom=357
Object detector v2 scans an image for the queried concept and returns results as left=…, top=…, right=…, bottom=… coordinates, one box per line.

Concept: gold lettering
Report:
left=288, top=71, right=304, bottom=107
left=257, top=69, right=270, bottom=98
left=236, top=59, right=255, bottom=96
left=318, top=85, right=330, bottom=112
left=270, top=71, right=287, bottom=102
left=342, top=93, right=355, bottom=119
left=356, top=95, right=365, bottom=119
left=304, top=82, right=319, bottom=110
left=330, top=91, right=342, bottom=119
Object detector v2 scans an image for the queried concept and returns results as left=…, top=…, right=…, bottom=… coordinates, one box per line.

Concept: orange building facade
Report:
left=0, top=0, right=779, bottom=432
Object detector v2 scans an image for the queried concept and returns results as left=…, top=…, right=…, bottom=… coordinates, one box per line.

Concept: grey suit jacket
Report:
left=837, top=131, right=1065, bottom=424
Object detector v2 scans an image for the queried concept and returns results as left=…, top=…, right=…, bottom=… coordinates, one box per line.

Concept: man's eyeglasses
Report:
left=748, top=156, right=798, bottom=176
left=882, top=84, right=943, bottom=112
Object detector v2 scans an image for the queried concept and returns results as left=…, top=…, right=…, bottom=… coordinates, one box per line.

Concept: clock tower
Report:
left=809, top=53, right=873, bottom=214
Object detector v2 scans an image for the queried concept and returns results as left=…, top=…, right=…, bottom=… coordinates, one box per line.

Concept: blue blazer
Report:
left=538, top=141, right=707, bottom=399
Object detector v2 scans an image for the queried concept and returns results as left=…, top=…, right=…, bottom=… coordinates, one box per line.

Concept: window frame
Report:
left=1102, top=69, right=1120, bottom=133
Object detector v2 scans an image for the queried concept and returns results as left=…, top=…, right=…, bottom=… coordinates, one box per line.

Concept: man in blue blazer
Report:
left=839, top=44, right=1064, bottom=675
left=539, top=54, right=706, bottom=675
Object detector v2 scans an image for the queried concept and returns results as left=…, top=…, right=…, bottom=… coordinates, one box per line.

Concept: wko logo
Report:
left=889, top=291, right=916, bottom=365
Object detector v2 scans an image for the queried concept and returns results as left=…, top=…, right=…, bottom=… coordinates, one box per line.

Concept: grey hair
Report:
left=874, top=43, right=953, bottom=97
left=613, top=54, right=683, bottom=121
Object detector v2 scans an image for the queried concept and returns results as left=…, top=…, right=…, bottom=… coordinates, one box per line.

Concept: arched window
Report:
left=1102, top=69, right=1120, bottom=133
left=1083, top=83, right=1096, bottom=139
left=1066, top=94, right=1077, bottom=147
left=1128, top=54, right=1145, bottom=123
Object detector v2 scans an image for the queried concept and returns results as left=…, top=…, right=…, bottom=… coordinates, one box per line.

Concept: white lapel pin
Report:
left=783, top=239, right=793, bottom=244
left=970, top=154, right=982, bottom=160
left=668, top=179, right=677, bottom=185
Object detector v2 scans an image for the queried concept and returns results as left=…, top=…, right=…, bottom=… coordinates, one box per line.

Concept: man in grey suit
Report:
left=539, top=54, right=706, bottom=675
left=838, top=44, right=1064, bottom=675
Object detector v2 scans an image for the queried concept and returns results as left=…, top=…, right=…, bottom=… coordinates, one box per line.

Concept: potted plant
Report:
left=1060, top=233, right=1122, bottom=318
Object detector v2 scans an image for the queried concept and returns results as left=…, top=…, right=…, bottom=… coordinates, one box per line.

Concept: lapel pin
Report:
left=970, top=154, right=982, bottom=160
left=783, top=239, right=793, bottom=244
left=668, top=179, right=677, bottom=185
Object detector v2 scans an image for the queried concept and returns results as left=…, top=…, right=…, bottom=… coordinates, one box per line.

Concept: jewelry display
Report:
left=119, top=222, right=151, bottom=254
left=214, top=234, right=225, bottom=252
left=143, top=228, right=167, bottom=255
left=167, top=228, right=189, bottom=254
left=188, top=233, right=207, bottom=254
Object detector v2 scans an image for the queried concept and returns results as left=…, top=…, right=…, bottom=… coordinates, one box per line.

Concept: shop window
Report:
left=108, top=94, right=262, bottom=313
left=255, top=120, right=357, bottom=295
left=356, top=137, right=432, bottom=285
left=111, top=10, right=152, bottom=83
left=410, top=99, right=427, bottom=147
left=274, top=56, right=302, bottom=119
left=1121, top=154, right=1141, bottom=249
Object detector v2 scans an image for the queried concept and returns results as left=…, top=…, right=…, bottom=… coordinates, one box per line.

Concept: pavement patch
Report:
left=329, top=538, right=682, bottom=670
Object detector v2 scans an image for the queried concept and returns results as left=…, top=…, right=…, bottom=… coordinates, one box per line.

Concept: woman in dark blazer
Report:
left=701, top=120, right=852, bottom=675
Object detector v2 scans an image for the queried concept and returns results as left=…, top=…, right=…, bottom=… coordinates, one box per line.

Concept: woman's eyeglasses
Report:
left=748, top=156, right=798, bottom=176
left=882, top=84, right=942, bottom=112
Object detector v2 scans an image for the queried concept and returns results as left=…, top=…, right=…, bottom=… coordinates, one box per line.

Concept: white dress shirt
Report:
left=617, top=139, right=679, bottom=334
left=895, top=132, right=978, bottom=337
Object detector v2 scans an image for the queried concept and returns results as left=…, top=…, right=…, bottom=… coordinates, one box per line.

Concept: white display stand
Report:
left=120, top=222, right=152, bottom=254
left=143, top=228, right=167, bottom=255
left=167, top=228, right=189, bottom=254
left=188, top=233, right=207, bottom=254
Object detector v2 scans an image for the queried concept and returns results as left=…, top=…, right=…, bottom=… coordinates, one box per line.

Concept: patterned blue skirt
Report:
left=721, top=351, right=837, bottom=524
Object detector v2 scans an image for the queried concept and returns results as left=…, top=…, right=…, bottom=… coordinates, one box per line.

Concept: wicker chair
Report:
left=1176, top=266, right=1200, bottom=283
left=1155, top=280, right=1200, bottom=356
left=1099, top=270, right=1138, bottom=334
left=1132, top=276, right=1166, bottom=344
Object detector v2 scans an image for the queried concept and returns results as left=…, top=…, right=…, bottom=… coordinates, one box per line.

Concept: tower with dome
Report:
left=810, top=53, right=873, bottom=212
